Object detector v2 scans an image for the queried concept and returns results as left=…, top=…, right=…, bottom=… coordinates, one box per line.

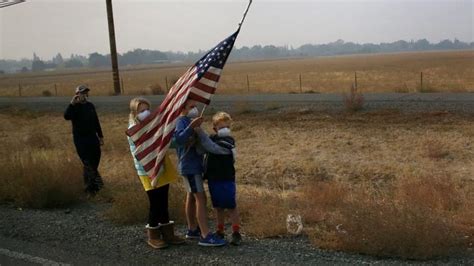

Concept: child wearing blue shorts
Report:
left=195, top=111, right=242, bottom=245
left=174, top=100, right=226, bottom=247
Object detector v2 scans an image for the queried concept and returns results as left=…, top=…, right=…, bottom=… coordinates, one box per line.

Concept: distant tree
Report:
left=44, top=62, right=57, bottom=69
left=453, top=39, right=470, bottom=49
left=120, top=49, right=167, bottom=65
left=414, top=39, right=430, bottom=50
left=72, top=55, right=88, bottom=66
left=64, top=58, right=84, bottom=68
left=390, top=40, right=410, bottom=52
left=53, top=53, right=64, bottom=66
left=88, top=52, right=109, bottom=67
left=360, top=43, right=379, bottom=53
left=435, top=39, right=454, bottom=50
left=2, top=38, right=472, bottom=71
left=262, top=45, right=280, bottom=58
left=32, top=59, right=46, bottom=72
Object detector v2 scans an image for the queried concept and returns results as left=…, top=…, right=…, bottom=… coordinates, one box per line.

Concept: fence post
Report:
left=246, top=74, right=250, bottom=93
left=420, top=72, right=423, bottom=92
left=354, top=71, right=358, bottom=89
left=54, top=84, right=58, bottom=96
left=18, top=81, right=22, bottom=97
left=299, top=74, right=302, bottom=93
left=121, top=78, right=125, bottom=94
left=165, top=76, right=169, bottom=91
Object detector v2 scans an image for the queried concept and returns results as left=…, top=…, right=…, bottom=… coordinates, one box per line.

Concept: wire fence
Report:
left=2, top=70, right=472, bottom=98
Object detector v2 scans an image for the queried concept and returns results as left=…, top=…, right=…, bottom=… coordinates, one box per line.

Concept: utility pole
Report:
left=420, top=72, right=423, bottom=92
left=299, top=74, right=302, bottom=93
left=106, top=0, right=121, bottom=95
left=354, top=71, right=358, bottom=89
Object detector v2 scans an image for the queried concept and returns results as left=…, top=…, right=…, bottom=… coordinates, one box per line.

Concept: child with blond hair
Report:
left=195, top=111, right=242, bottom=245
left=127, top=97, right=184, bottom=249
left=174, top=100, right=226, bottom=247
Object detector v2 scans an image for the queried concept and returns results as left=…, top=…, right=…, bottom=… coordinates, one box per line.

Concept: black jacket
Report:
left=64, top=102, right=103, bottom=138
left=204, top=135, right=235, bottom=181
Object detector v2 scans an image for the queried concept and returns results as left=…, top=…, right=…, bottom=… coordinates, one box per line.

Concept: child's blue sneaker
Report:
left=198, top=233, right=227, bottom=247
left=185, top=227, right=201, bottom=239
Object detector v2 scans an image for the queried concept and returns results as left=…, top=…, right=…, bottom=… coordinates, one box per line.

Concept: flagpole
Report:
left=238, top=0, right=253, bottom=31
left=200, top=0, right=253, bottom=116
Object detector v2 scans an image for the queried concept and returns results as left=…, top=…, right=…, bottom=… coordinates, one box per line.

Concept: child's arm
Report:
left=92, top=104, right=104, bottom=140
left=174, top=118, right=195, bottom=145
left=63, top=104, right=76, bottom=120
left=195, top=128, right=232, bottom=155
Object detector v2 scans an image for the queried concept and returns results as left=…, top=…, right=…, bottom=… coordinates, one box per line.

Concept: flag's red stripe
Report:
left=139, top=84, right=196, bottom=168
left=143, top=157, right=156, bottom=172
left=145, top=156, right=165, bottom=180
left=188, top=92, right=211, bottom=105
left=194, top=81, right=217, bottom=94
left=142, top=130, right=174, bottom=173
left=126, top=68, right=196, bottom=137
left=134, top=80, right=195, bottom=147
left=133, top=98, right=181, bottom=147
left=135, top=110, right=182, bottom=161
left=203, top=72, right=220, bottom=82
left=150, top=132, right=175, bottom=177
left=136, top=122, right=179, bottom=164
left=150, top=161, right=164, bottom=179
left=158, top=68, right=196, bottom=113
left=135, top=106, right=184, bottom=160
left=132, top=69, right=194, bottom=142
left=143, top=156, right=159, bottom=172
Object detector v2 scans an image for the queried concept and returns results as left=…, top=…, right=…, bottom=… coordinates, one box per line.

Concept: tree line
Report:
left=0, top=38, right=472, bottom=73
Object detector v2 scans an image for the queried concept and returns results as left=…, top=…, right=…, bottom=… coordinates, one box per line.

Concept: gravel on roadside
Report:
left=0, top=203, right=472, bottom=265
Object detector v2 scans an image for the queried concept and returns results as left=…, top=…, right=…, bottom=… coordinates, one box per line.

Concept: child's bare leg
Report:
left=194, top=192, right=210, bottom=237
left=216, top=208, right=225, bottom=234
left=229, top=208, right=241, bottom=233
left=185, top=192, right=197, bottom=230
left=229, top=208, right=240, bottom=225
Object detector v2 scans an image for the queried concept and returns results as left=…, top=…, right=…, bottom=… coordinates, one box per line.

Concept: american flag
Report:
left=126, top=30, right=240, bottom=184
left=0, top=0, right=25, bottom=8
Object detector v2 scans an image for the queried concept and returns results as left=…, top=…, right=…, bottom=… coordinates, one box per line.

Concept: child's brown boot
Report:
left=160, top=221, right=185, bottom=245
left=146, top=225, right=168, bottom=249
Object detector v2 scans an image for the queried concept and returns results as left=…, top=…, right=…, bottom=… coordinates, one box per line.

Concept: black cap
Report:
left=75, top=85, right=90, bottom=94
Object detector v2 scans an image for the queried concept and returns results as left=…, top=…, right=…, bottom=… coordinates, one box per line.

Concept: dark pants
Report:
left=73, top=135, right=103, bottom=193
left=146, top=185, right=170, bottom=227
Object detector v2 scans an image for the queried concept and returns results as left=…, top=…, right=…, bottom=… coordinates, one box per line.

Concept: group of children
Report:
left=128, top=97, right=241, bottom=249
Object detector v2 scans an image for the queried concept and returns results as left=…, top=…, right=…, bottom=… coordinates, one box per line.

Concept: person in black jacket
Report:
left=195, top=112, right=242, bottom=245
left=64, top=85, right=104, bottom=195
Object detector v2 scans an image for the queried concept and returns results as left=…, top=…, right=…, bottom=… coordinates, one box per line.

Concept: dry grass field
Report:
left=0, top=50, right=473, bottom=96
left=0, top=106, right=472, bottom=259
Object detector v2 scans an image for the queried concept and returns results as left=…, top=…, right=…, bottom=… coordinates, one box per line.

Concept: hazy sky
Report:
left=1, top=0, right=472, bottom=60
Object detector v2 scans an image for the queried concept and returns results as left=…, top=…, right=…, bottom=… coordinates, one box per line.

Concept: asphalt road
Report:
left=0, top=93, right=473, bottom=113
